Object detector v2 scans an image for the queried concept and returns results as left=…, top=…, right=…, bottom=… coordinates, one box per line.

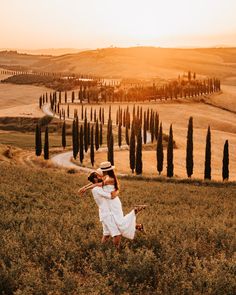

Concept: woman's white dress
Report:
left=103, top=185, right=136, bottom=240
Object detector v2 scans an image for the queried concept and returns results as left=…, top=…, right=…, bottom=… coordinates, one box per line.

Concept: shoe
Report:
left=136, top=223, right=145, bottom=233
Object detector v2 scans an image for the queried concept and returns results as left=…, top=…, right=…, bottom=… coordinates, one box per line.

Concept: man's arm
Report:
left=96, top=187, right=119, bottom=199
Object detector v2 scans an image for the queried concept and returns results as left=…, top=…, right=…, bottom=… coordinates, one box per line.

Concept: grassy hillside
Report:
left=0, top=163, right=235, bottom=294
left=1, top=47, right=236, bottom=81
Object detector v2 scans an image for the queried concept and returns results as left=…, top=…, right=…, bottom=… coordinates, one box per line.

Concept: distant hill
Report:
left=0, top=48, right=89, bottom=56
left=1, top=47, right=236, bottom=81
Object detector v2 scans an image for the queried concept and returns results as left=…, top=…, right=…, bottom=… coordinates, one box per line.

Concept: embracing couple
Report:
left=79, top=161, right=147, bottom=249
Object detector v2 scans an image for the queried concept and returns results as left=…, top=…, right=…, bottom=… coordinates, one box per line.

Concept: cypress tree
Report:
left=143, top=111, right=147, bottom=144
left=35, top=123, right=42, bottom=156
left=44, top=126, right=49, bottom=160
left=151, top=112, right=155, bottom=143
left=72, top=120, right=78, bottom=159
left=108, top=132, right=114, bottom=165
left=118, top=123, right=122, bottom=147
left=129, top=123, right=136, bottom=173
left=99, top=107, right=102, bottom=122
left=79, top=125, right=84, bottom=163
left=67, top=104, right=70, bottom=118
left=90, top=126, right=95, bottom=166
left=204, top=126, right=211, bottom=180
left=39, top=96, right=42, bottom=108
left=135, top=126, right=143, bottom=175
left=123, top=109, right=126, bottom=127
left=81, top=104, right=84, bottom=120
left=222, top=140, right=229, bottom=181
left=116, top=109, right=119, bottom=125
left=186, top=117, right=194, bottom=178
left=154, top=112, right=159, bottom=140
left=87, top=122, right=91, bottom=146
left=90, top=107, right=93, bottom=121
left=95, top=119, right=99, bottom=150
left=62, top=121, right=66, bottom=149
left=157, top=123, right=164, bottom=175
left=147, top=108, right=150, bottom=130
left=102, top=108, right=105, bottom=125
left=65, top=91, right=67, bottom=103
left=76, top=116, right=79, bottom=150
left=140, top=107, right=143, bottom=125
left=94, top=109, right=97, bottom=122
left=167, top=124, right=174, bottom=177
left=132, top=105, right=135, bottom=121
left=125, top=124, right=129, bottom=145
left=84, top=116, right=88, bottom=152
left=109, top=106, right=111, bottom=121
left=99, top=123, right=103, bottom=146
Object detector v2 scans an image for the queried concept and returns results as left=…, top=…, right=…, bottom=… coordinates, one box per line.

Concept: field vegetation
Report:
left=0, top=163, right=235, bottom=294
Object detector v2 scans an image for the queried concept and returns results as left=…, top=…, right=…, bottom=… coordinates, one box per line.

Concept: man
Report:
left=87, top=171, right=122, bottom=249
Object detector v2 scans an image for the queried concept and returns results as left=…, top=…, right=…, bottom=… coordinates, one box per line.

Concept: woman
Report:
left=79, top=161, right=146, bottom=239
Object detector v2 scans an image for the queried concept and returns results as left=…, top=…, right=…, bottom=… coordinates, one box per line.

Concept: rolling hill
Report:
left=1, top=47, right=236, bottom=81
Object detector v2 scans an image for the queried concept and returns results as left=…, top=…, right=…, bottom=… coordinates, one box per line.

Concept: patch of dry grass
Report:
left=0, top=163, right=235, bottom=294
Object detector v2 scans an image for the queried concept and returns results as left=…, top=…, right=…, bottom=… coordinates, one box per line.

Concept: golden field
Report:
left=0, top=162, right=235, bottom=294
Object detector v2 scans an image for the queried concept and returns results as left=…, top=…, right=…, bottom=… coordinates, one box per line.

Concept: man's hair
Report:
left=88, top=172, right=97, bottom=184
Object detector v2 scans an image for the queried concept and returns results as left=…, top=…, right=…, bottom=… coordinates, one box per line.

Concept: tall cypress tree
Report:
left=95, top=119, right=99, bottom=150
left=79, top=125, right=84, bottom=163
left=222, top=140, right=229, bottom=181
left=44, top=126, right=49, bottom=160
left=154, top=112, right=159, bottom=140
left=143, top=111, right=147, bottom=144
left=118, top=123, right=122, bottom=147
left=90, top=126, right=95, bottom=166
left=108, top=132, right=114, bottom=165
left=99, top=107, right=102, bottom=122
left=157, top=123, right=163, bottom=175
left=72, top=120, right=78, bottom=159
left=129, top=123, right=136, bottom=173
left=35, top=123, right=42, bottom=156
left=125, top=124, right=129, bottom=145
left=135, top=126, right=143, bottom=175
left=151, top=112, right=155, bottom=143
left=81, top=104, right=84, bottom=120
left=87, top=122, right=91, bottom=146
left=62, top=121, right=66, bottom=149
left=67, top=104, right=70, bottom=118
left=186, top=117, right=194, bottom=178
left=204, top=126, right=211, bottom=180
left=167, top=124, right=174, bottom=177
left=84, top=116, right=88, bottom=152
left=90, top=107, right=93, bottom=121
left=147, top=108, right=150, bottom=130
left=99, top=123, right=103, bottom=146
left=102, top=108, right=105, bottom=125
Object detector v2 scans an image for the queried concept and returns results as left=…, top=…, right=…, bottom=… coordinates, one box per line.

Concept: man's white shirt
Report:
left=91, top=186, right=112, bottom=221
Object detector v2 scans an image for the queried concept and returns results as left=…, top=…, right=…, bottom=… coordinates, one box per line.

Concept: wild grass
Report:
left=0, top=163, right=235, bottom=294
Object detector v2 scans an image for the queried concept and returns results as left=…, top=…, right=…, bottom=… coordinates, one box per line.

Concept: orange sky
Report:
left=1, top=0, right=236, bottom=49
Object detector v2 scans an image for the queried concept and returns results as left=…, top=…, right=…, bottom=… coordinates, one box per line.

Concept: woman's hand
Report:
left=78, top=187, right=87, bottom=195
left=111, top=190, right=119, bottom=199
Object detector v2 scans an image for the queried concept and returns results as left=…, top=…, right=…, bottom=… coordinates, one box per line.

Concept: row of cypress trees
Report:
left=38, top=75, right=221, bottom=107
left=36, top=113, right=230, bottom=180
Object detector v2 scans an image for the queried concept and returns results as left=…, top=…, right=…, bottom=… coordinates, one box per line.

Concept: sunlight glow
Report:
left=0, top=0, right=236, bottom=49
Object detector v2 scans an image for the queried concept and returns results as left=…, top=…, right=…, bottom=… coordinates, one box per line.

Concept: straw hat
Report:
left=96, top=168, right=103, bottom=176
left=99, top=161, right=115, bottom=172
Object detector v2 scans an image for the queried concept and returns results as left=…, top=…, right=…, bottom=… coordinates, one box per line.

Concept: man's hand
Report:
left=111, top=190, right=119, bottom=199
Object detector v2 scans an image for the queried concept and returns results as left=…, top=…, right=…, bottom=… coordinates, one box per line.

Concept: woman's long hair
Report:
left=106, top=170, right=119, bottom=190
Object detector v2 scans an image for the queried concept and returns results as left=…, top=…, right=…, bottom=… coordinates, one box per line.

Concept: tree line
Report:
left=35, top=105, right=230, bottom=181
left=38, top=73, right=221, bottom=107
